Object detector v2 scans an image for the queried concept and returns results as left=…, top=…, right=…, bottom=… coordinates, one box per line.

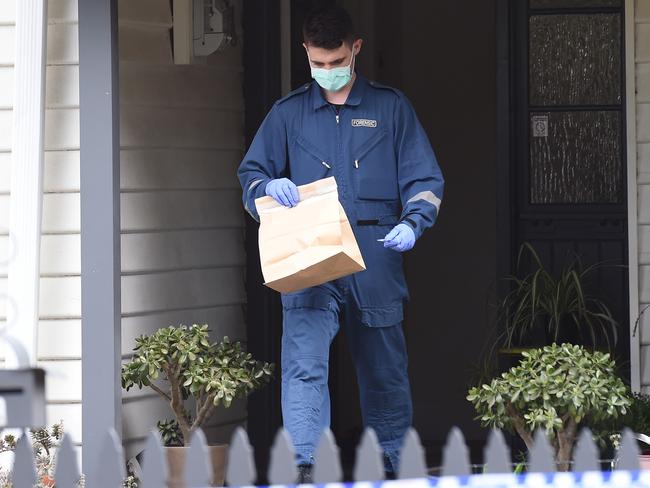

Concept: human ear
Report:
left=303, top=43, right=312, bottom=64
left=353, top=39, right=363, bottom=55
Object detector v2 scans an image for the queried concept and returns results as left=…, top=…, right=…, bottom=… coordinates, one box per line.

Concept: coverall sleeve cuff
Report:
left=400, top=216, right=425, bottom=241
left=254, top=178, right=272, bottom=199
left=245, top=178, right=271, bottom=222
left=402, top=217, right=417, bottom=231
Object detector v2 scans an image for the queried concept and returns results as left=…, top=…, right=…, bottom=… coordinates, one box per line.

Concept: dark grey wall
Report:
left=334, top=0, right=498, bottom=466
left=400, top=0, right=498, bottom=458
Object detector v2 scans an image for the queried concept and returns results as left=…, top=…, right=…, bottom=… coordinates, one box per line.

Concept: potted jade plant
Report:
left=467, top=343, right=631, bottom=471
left=122, top=324, right=274, bottom=486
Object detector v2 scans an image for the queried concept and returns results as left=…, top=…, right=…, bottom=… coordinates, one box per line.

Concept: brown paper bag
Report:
left=255, top=177, right=366, bottom=293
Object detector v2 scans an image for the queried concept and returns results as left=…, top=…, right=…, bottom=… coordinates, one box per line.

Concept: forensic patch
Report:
left=351, top=119, right=378, bottom=128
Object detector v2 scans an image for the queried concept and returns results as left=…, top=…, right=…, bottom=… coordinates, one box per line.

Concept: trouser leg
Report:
left=281, top=292, right=339, bottom=465
left=344, top=318, right=412, bottom=473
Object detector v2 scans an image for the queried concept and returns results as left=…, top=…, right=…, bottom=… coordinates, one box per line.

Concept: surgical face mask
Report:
left=308, top=49, right=356, bottom=92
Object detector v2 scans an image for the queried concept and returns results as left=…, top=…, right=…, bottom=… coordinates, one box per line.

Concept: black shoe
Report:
left=384, top=470, right=397, bottom=480
left=297, top=464, right=313, bottom=484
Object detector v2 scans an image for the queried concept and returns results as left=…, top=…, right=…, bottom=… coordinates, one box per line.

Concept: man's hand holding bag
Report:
left=255, top=177, right=366, bottom=293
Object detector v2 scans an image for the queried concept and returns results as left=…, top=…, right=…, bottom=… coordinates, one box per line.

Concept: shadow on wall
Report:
left=118, top=0, right=248, bottom=460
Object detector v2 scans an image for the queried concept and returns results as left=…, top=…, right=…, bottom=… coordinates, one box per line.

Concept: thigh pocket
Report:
left=281, top=292, right=332, bottom=311
left=351, top=224, right=408, bottom=327
left=280, top=292, right=339, bottom=365
left=359, top=304, right=404, bottom=328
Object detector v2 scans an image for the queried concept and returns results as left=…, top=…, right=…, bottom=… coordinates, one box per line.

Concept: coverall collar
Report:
left=311, top=72, right=366, bottom=111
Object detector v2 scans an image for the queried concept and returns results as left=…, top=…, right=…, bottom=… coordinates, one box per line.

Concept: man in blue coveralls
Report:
left=238, top=5, right=444, bottom=481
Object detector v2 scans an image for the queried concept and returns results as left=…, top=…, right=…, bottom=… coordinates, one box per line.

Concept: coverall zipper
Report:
left=296, top=137, right=331, bottom=169
left=332, top=105, right=345, bottom=199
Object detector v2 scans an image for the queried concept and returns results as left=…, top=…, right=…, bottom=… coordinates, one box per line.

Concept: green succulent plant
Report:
left=467, top=343, right=631, bottom=470
left=157, top=418, right=185, bottom=447
left=122, top=324, right=274, bottom=446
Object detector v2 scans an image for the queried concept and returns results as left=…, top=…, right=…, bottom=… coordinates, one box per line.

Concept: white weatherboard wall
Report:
left=119, top=0, right=247, bottom=458
left=0, top=0, right=82, bottom=453
left=636, top=0, right=650, bottom=391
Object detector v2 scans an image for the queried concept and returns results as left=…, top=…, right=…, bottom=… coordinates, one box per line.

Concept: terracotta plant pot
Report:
left=165, top=444, right=228, bottom=487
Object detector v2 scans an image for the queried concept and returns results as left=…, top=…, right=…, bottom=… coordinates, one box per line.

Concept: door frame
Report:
left=624, top=0, right=640, bottom=391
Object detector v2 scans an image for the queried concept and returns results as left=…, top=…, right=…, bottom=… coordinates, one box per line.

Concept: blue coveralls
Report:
left=237, top=74, right=444, bottom=471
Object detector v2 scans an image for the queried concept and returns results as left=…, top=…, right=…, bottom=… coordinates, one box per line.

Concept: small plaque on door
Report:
left=532, top=115, right=549, bottom=138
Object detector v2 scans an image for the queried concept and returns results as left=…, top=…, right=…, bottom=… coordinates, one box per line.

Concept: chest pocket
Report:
left=290, top=136, right=332, bottom=185
left=353, top=129, right=398, bottom=201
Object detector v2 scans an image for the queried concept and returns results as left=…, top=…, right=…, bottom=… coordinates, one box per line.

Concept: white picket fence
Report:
left=5, top=425, right=650, bottom=488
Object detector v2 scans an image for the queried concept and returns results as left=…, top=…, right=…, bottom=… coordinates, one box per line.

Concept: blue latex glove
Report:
left=265, top=178, right=300, bottom=207
left=383, top=223, right=416, bottom=252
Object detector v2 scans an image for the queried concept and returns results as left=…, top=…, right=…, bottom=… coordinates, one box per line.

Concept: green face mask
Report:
left=308, top=49, right=355, bottom=92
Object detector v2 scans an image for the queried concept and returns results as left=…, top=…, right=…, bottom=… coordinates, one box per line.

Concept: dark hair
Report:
left=302, top=5, right=355, bottom=50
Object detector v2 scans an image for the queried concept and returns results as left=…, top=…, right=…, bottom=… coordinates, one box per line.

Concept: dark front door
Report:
left=509, top=0, right=629, bottom=371
left=242, top=1, right=283, bottom=482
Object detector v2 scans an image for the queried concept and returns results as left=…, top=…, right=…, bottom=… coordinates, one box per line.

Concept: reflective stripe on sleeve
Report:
left=248, top=179, right=264, bottom=196
left=406, top=190, right=441, bottom=211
